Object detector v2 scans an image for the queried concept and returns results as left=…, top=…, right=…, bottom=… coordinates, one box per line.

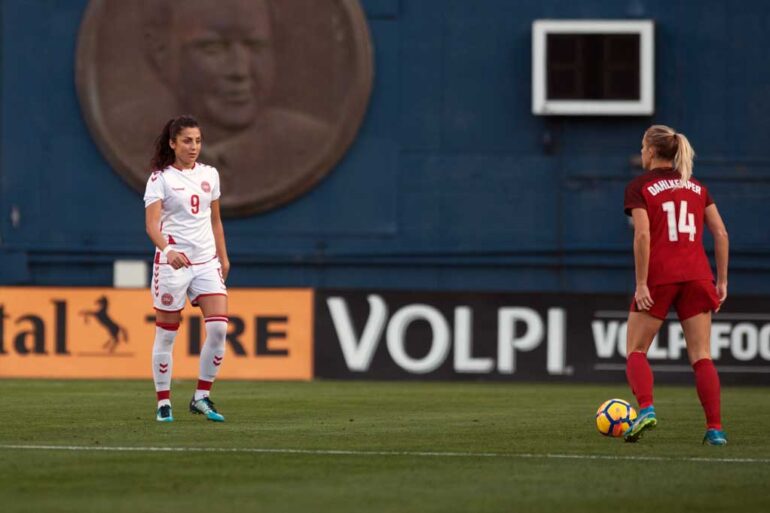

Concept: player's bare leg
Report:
left=682, top=312, right=727, bottom=445
left=153, top=310, right=181, bottom=422
left=624, top=312, right=663, bottom=442
left=189, top=294, right=228, bottom=422
left=681, top=311, right=711, bottom=363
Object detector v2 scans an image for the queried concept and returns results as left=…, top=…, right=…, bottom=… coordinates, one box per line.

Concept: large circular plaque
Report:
left=76, top=0, right=373, bottom=216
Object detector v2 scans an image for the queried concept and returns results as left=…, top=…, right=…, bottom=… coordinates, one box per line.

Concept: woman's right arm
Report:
left=145, top=201, right=189, bottom=269
left=631, top=208, right=654, bottom=311
left=705, top=204, right=729, bottom=307
left=145, top=201, right=167, bottom=250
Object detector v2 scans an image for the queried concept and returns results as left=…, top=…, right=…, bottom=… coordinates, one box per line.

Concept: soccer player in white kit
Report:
left=144, top=115, right=230, bottom=423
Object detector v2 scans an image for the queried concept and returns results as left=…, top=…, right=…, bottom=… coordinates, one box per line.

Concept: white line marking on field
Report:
left=0, top=444, right=767, bottom=464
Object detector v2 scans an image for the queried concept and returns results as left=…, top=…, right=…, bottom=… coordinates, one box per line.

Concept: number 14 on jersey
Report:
left=662, top=200, right=696, bottom=242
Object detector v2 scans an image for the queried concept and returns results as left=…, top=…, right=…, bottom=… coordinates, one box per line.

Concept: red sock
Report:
left=693, top=358, right=722, bottom=430
left=156, top=390, right=170, bottom=402
left=196, top=379, right=213, bottom=392
left=626, top=351, right=654, bottom=409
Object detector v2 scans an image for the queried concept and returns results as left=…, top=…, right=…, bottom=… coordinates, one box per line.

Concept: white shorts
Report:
left=152, top=257, right=227, bottom=312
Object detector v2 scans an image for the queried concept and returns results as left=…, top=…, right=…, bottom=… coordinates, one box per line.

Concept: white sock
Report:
left=152, top=323, right=178, bottom=404
left=197, top=318, right=227, bottom=399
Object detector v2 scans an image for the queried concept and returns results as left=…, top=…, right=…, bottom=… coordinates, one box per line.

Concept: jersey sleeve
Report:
left=623, top=178, right=646, bottom=216
left=704, top=185, right=714, bottom=207
left=211, top=168, right=222, bottom=201
left=143, top=171, right=165, bottom=207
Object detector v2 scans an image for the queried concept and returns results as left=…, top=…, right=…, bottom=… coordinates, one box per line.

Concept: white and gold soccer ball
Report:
left=595, top=398, right=637, bottom=437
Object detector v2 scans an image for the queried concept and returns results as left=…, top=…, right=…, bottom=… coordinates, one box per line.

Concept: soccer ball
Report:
left=595, top=398, right=637, bottom=437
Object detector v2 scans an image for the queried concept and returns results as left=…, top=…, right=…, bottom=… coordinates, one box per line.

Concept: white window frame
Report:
left=532, top=19, right=655, bottom=116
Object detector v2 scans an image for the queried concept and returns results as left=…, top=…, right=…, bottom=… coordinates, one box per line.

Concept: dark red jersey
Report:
left=624, top=167, right=714, bottom=286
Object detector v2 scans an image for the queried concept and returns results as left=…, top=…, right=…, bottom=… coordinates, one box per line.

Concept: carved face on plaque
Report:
left=76, top=0, right=373, bottom=216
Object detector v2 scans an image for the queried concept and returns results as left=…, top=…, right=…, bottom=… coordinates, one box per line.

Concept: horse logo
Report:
left=80, top=296, right=128, bottom=352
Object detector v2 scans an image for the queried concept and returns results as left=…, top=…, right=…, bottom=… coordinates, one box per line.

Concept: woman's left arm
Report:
left=210, top=200, right=230, bottom=281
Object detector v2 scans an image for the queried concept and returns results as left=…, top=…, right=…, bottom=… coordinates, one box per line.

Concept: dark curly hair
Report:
left=150, top=115, right=201, bottom=171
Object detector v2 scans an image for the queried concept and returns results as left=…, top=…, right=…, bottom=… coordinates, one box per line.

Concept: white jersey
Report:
left=143, top=163, right=221, bottom=264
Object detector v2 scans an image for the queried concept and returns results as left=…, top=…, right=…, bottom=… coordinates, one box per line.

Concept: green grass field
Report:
left=1, top=380, right=769, bottom=513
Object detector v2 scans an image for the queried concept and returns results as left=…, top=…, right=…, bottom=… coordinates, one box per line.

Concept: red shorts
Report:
left=629, top=280, right=720, bottom=321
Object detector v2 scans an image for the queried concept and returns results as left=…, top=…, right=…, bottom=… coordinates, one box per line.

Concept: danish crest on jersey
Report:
left=201, top=181, right=211, bottom=193
left=161, top=293, right=174, bottom=307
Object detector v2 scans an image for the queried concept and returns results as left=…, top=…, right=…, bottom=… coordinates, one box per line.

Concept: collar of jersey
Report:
left=170, top=163, right=198, bottom=172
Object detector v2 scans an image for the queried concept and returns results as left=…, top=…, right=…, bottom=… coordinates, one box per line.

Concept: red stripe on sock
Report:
left=156, top=322, right=180, bottom=331
left=156, top=390, right=170, bottom=401
left=693, top=358, right=722, bottom=430
left=626, top=351, right=654, bottom=409
left=196, top=379, right=213, bottom=391
left=204, top=316, right=229, bottom=323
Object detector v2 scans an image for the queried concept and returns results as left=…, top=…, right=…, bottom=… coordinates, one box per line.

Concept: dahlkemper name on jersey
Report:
left=143, top=163, right=221, bottom=265
left=646, top=179, right=703, bottom=197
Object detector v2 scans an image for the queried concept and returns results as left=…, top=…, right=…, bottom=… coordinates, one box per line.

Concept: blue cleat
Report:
left=156, top=404, right=173, bottom=423
left=189, top=396, right=225, bottom=422
left=624, top=406, right=657, bottom=443
left=703, top=428, right=727, bottom=446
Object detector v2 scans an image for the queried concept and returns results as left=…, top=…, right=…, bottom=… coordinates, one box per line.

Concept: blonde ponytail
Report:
left=643, top=125, right=696, bottom=187
left=674, top=132, right=695, bottom=186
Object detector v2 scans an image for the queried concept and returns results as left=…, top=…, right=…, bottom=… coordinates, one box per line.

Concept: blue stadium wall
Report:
left=1, top=0, right=769, bottom=293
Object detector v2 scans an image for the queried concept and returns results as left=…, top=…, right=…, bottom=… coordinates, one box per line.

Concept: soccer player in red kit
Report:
left=623, top=125, right=729, bottom=445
